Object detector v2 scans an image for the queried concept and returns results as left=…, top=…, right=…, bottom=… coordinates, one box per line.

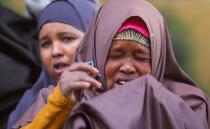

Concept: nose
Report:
left=52, top=42, right=63, bottom=58
left=119, top=59, right=136, bottom=74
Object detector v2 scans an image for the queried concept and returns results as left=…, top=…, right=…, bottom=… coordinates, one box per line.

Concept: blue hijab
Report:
left=38, top=0, right=98, bottom=32
left=7, top=0, right=98, bottom=128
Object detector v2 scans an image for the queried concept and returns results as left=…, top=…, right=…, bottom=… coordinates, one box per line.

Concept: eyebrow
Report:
left=58, top=32, right=72, bottom=36
left=135, top=47, right=150, bottom=55
left=39, top=35, right=49, bottom=42
left=109, top=47, right=124, bottom=52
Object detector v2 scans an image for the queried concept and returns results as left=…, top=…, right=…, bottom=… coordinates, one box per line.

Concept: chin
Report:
left=53, top=75, right=60, bottom=83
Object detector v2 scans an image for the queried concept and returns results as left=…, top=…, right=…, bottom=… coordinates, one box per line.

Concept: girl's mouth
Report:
left=53, top=62, right=69, bottom=75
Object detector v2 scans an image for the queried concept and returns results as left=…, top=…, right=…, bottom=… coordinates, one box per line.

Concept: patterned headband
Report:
left=113, top=17, right=150, bottom=47
left=113, top=29, right=150, bottom=47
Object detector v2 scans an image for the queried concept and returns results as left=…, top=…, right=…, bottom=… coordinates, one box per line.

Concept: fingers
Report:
left=60, top=81, right=85, bottom=97
left=79, top=73, right=102, bottom=89
left=60, top=70, right=102, bottom=97
left=68, top=62, right=99, bottom=78
left=64, top=81, right=91, bottom=91
left=61, top=70, right=102, bottom=88
left=61, top=80, right=101, bottom=97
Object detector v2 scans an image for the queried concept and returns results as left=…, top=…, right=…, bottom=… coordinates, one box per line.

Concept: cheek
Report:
left=136, top=63, right=152, bottom=75
left=40, top=50, right=52, bottom=73
left=65, top=42, right=80, bottom=63
left=105, top=63, right=113, bottom=80
left=105, top=60, right=120, bottom=88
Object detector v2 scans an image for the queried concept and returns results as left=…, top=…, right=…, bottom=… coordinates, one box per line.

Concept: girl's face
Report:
left=105, top=40, right=151, bottom=89
left=39, top=22, right=84, bottom=82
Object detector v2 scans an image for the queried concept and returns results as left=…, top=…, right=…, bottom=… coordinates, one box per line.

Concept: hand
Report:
left=59, top=62, right=102, bottom=100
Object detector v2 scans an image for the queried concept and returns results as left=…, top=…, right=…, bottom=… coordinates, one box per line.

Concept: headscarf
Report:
left=38, top=0, right=98, bottom=32
left=74, top=0, right=195, bottom=89
left=67, top=0, right=210, bottom=128
left=8, top=0, right=98, bottom=128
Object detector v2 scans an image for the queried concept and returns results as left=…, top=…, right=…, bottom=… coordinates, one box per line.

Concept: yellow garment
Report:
left=21, top=84, right=76, bottom=129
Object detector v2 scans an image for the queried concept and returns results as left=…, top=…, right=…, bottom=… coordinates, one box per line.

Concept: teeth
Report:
left=58, top=65, right=63, bottom=69
left=55, top=64, right=68, bottom=69
left=118, top=81, right=126, bottom=85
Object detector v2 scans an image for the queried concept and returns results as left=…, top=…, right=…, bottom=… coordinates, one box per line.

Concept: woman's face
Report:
left=39, top=22, right=84, bottom=82
left=105, top=40, right=151, bottom=89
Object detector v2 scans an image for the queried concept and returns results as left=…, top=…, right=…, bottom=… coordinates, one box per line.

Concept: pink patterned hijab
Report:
left=116, top=17, right=149, bottom=38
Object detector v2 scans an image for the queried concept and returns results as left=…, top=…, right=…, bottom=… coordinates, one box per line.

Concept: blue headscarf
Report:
left=38, top=0, right=98, bottom=32
left=7, top=1, right=98, bottom=128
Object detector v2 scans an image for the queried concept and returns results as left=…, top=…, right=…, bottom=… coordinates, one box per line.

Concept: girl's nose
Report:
left=52, top=42, right=63, bottom=58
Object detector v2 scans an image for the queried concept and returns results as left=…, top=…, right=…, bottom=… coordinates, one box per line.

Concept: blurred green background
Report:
left=0, top=0, right=210, bottom=95
left=0, top=0, right=25, bottom=15
left=151, top=1, right=210, bottom=95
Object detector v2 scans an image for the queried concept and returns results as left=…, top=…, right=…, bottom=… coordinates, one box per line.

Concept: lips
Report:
left=114, top=80, right=129, bottom=88
left=116, top=80, right=128, bottom=85
left=53, top=62, right=69, bottom=75
left=114, top=77, right=136, bottom=88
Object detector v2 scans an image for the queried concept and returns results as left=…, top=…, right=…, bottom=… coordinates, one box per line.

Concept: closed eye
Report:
left=108, top=48, right=123, bottom=60
left=108, top=54, right=122, bottom=60
left=134, top=53, right=151, bottom=62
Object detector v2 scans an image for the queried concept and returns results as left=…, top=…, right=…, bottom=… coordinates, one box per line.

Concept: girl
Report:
left=10, top=0, right=98, bottom=128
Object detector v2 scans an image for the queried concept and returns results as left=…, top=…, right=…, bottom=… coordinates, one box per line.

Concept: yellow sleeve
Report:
left=21, top=84, right=76, bottom=129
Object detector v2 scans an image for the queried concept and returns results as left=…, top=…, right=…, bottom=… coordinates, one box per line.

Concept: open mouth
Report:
left=116, top=80, right=128, bottom=86
left=54, top=63, right=69, bottom=70
left=114, top=77, right=137, bottom=88
left=53, top=62, right=69, bottom=75
left=114, top=79, right=130, bottom=88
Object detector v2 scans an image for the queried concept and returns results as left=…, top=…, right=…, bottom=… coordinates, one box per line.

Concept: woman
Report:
left=14, top=0, right=210, bottom=129
left=61, top=0, right=210, bottom=129
left=9, top=0, right=98, bottom=128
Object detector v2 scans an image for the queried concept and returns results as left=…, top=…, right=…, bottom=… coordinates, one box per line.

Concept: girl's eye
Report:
left=40, top=41, right=51, bottom=49
left=62, top=37, right=75, bottom=43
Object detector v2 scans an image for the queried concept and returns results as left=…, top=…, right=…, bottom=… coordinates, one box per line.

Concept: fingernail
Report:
left=97, top=82, right=102, bottom=88
left=94, top=68, right=99, bottom=73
